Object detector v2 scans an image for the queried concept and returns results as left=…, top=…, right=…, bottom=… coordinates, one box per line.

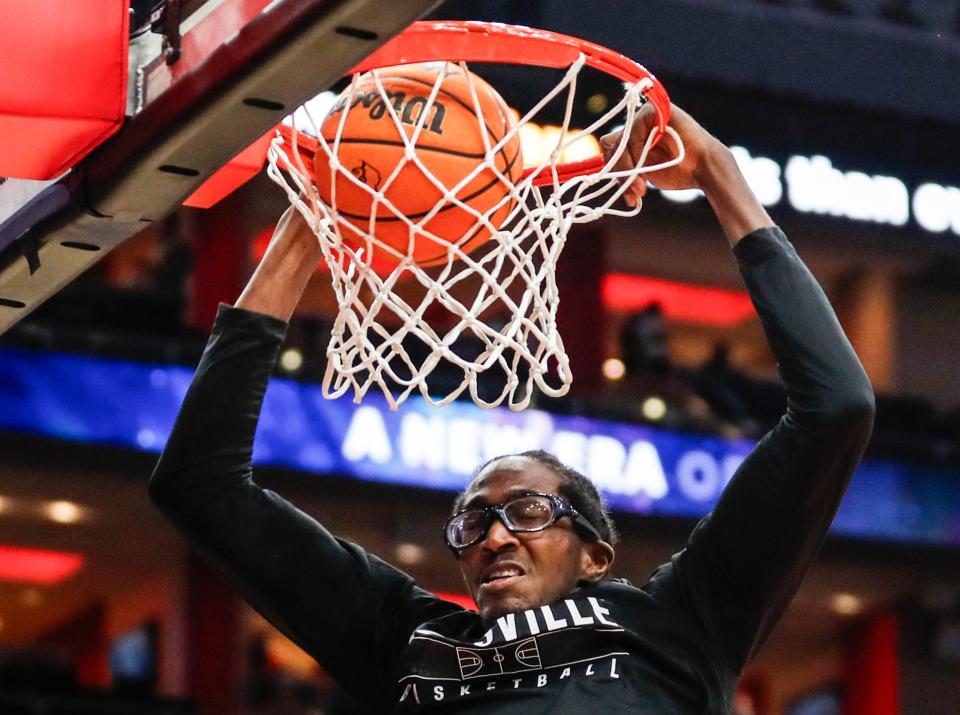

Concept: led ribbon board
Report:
left=0, top=346, right=958, bottom=547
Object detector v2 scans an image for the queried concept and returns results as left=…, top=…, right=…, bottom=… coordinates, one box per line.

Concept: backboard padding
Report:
left=0, top=0, right=443, bottom=334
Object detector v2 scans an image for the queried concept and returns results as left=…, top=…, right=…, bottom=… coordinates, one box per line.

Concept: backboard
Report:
left=0, top=0, right=443, bottom=333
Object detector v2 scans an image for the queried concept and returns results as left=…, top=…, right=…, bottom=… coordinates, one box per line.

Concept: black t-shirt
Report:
left=150, top=227, right=875, bottom=713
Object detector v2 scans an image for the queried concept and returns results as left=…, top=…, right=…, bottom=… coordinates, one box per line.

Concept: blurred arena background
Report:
left=0, top=0, right=958, bottom=713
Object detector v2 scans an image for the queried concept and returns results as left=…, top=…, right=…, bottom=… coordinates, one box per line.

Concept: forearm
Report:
left=235, top=207, right=322, bottom=321
left=697, top=145, right=775, bottom=248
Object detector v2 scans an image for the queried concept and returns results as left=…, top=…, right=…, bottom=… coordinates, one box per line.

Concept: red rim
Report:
left=281, top=21, right=671, bottom=187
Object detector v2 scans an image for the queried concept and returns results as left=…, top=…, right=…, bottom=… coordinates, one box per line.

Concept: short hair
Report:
left=452, top=449, right=619, bottom=545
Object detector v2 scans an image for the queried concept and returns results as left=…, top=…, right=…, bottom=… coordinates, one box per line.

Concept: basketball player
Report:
left=150, top=104, right=875, bottom=712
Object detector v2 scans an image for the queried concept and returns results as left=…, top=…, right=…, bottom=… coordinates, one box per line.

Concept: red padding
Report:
left=844, top=612, right=900, bottom=715
left=184, top=130, right=274, bottom=208
left=0, top=545, right=84, bottom=585
left=602, top=273, right=756, bottom=327
left=0, top=1, right=129, bottom=179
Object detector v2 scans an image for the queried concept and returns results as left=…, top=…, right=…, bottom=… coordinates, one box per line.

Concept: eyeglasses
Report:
left=443, top=493, right=603, bottom=552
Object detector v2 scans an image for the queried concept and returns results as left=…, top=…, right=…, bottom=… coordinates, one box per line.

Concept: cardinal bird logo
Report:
left=351, top=160, right=382, bottom=190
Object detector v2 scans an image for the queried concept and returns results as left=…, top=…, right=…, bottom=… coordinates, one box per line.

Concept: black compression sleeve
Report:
left=646, top=227, right=875, bottom=673
left=149, top=305, right=455, bottom=703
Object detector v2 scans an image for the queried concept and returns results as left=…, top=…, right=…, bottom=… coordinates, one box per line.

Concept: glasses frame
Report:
left=443, top=492, right=604, bottom=554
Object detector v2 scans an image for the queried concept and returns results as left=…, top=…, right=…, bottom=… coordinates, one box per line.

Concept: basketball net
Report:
left=267, top=55, right=683, bottom=411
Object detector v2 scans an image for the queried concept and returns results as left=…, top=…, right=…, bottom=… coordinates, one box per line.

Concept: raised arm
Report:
left=603, top=107, right=876, bottom=671
left=149, top=208, right=455, bottom=702
left=235, top=205, right=324, bottom=319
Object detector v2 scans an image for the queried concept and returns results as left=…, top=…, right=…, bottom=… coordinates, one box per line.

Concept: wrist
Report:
left=694, top=142, right=739, bottom=196
left=235, top=223, right=322, bottom=321
left=269, top=225, right=322, bottom=264
left=693, top=143, right=773, bottom=246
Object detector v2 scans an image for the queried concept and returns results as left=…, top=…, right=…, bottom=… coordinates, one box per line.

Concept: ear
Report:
left=577, top=540, right=615, bottom=585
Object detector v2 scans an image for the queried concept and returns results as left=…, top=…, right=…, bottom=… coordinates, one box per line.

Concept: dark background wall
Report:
left=431, top=0, right=960, bottom=126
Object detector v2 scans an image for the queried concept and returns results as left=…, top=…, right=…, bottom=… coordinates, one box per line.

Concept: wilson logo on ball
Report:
left=329, top=91, right=447, bottom=135
left=316, top=64, right=523, bottom=269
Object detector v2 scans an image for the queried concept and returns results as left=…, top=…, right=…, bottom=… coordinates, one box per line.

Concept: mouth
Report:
left=478, top=563, right=526, bottom=595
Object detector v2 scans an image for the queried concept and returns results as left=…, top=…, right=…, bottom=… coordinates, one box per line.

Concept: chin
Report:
left=478, top=592, right=549, bottom=621
left=479, top=598, right=525, bottom=621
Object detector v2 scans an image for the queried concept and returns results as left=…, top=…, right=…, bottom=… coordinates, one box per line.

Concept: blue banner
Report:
left=1, top=346, right=958, bottom=547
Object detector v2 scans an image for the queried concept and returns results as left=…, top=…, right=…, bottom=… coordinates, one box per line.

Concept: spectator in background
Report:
left=592, top=304, right=738, bottom=435
left=691, top=343, right=760, bottom=436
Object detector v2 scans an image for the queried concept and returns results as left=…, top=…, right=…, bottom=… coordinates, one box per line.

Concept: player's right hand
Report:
left=599, top=103, right=728, bottom=206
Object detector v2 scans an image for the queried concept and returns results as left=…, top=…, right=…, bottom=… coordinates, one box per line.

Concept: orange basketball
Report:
left=315, top=63, right=523, bottom=268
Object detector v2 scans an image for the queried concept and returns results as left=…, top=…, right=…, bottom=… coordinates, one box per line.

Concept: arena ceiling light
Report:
left=831, top=592, right=864, bottom=616
left=280, top=348, right=305, bottom=374
left=43, top=500, right=85, bottom=525
left=601, top=358, right=626, bottom=381
left=395, top=543, right=427, bottom=566
left=641, top=397, right=668, bottom=422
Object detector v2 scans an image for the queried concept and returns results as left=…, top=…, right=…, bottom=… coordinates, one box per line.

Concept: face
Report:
left=455, top=456, right=613, bottom=621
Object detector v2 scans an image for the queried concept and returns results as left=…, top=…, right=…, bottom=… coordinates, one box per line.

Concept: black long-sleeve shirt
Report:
left=150, top=227, right=875, bottom=713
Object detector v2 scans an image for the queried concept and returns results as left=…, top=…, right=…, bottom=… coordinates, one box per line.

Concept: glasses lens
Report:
left=447, top=509, right=488, bottom=548
left=502, top=495, right=555, bottom=530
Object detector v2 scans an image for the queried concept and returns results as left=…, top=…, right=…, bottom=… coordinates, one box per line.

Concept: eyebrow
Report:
left=462, top=487, right=542, bottom=510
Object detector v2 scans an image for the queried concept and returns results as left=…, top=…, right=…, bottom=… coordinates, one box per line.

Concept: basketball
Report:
left=314, top=63, right=523, bottom=268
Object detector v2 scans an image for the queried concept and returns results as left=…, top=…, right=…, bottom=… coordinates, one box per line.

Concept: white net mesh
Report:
left=267, top=55, right=683, bottom=411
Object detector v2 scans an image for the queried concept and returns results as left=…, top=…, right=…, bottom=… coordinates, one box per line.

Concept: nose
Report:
left=482, top=515, right=519, bottom=552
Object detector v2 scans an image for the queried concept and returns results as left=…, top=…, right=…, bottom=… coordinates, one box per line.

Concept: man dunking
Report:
left=150, top=104, right=875, bottom=713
